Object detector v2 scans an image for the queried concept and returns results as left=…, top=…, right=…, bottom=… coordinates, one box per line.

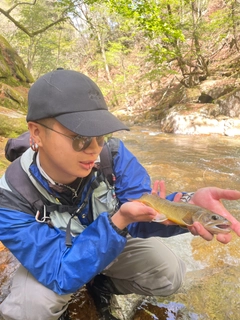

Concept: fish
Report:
left=132, top=194, right=232, bottom=234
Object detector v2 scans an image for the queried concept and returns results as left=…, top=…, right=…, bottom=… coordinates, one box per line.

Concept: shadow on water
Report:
left=1, top=126, right=240, bottom=319
left=133, top=301, right=200, bottom=320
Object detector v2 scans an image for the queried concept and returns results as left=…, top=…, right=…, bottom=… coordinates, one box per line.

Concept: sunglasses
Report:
left=36, top=122, right=105, bottom=152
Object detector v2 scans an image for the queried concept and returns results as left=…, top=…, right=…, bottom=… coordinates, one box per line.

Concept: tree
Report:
left=1, top=0, right=239, bottom=110
left=106, top=0, right=188, bottom=82
left=62, top=1, right=144, bottom=107
left=0, top=0, right=78, bottom=77
left=0, top=0, right=68, bottom=37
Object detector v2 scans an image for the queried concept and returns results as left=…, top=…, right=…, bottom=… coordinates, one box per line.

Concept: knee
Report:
left=0, top=265, right=72, bottom=320
left=130, top=257, right=186, bottom=297
left=157, top=258, right=186, bottom=296
left=23, top=287, right=71, bottom=319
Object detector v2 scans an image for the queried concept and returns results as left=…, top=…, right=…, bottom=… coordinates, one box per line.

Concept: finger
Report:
left=142, top=206, right=159, bottom=218
left=136, top=206, right=159, bottom=222
left=229, top=221, right=240, bottom=236
left=190, top=196, right=240, bottom=236
left=216, top=233, right=232, bottom=244
left=189, top=222, right=214, bottom=241
left=151, top=180, right=166, bottom=198
left=173, top=192, right=182, bottom=202
left=188, top=225, right=198, bottom=236
left=151, top=180, right=160, bottom=195
left=208, top=205, right=240, bottom=236
left=158, top=180, right=166, bottom=199
left=213, top=188, right=240, bottom=201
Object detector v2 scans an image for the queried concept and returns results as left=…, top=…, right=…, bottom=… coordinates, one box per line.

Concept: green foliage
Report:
left=1, top=0, right=240, bottom=111
left=105, top=0, right=188, bottom=82
left=107, top=0, right=185, bottom=41
left=2, top=0, right=77, bottom=77
left=208, top=1, right=240, bottom=37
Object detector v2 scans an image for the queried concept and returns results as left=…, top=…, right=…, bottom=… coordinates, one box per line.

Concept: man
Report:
left=0, top=69, right=239, bottom=320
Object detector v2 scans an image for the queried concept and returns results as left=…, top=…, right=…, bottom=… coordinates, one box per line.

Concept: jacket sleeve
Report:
left=113, top=141, right=188, bottom=238
left=0, top=186, right=127, bottom=295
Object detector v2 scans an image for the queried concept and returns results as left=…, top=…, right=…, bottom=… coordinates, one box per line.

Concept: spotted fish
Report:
left=133, top=194, right=231, bottom=234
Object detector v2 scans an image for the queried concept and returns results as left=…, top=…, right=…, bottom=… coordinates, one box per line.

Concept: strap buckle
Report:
left=35, top=205, right=51, bottom=223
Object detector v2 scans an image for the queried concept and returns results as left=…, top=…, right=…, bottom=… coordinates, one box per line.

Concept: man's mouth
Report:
left=79, top=161, right=95, bottom=170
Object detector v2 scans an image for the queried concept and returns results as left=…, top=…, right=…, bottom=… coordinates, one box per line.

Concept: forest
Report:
left=1, top=0, right=240, bottom=114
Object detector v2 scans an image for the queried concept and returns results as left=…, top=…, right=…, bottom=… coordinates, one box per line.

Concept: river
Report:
left=0, top=126, right=240, bottom=319
left=117, top=126, right=240, bottom=320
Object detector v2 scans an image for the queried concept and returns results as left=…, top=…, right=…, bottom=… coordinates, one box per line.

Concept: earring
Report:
left=29, top=136, right=39, bottom=152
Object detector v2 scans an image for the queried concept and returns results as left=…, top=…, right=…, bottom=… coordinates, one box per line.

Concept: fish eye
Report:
left=211, top=214, right=220, bottom=220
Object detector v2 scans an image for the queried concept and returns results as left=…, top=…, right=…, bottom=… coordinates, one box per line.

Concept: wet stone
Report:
left=0, top=243, right=19, bottom=305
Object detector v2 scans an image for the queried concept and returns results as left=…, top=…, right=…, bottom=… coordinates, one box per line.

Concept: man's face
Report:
left=29, top=119, right=104, bottom=184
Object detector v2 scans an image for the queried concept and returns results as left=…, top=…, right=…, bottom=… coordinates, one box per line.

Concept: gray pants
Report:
left=0, top=236, right=186, bottom=320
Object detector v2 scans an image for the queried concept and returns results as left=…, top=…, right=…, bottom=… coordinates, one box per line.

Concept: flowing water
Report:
left=1, top=127, right=240, bottom=319
left=118, top=126, right=240, bottom=194
left=116, top=126, right=240, bottom=320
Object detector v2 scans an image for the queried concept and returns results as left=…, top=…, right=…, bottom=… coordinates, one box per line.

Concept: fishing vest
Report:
left=4, top=132, right=120, bottom=246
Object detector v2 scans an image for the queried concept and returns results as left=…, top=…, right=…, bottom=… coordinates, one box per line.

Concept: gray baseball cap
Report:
left=27, top=69, right=129, bottom=136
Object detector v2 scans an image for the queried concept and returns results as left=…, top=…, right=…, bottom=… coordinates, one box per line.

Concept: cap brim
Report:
left=55, top=110, right=129, bottom=136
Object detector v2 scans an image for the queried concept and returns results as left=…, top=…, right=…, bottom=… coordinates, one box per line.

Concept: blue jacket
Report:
left=0, top=139, right=186, bottom=295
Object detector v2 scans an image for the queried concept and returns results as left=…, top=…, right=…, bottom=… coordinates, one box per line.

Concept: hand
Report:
left=152, top=181, right=240, bottom=243
left=188, top=187, right=240, bottom=243
left=111, top=201, right=159, bottom=230
left=112, top=180, right=175, bottom=229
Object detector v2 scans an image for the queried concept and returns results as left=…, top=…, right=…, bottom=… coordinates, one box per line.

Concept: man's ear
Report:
left=28, top=122, right=43, bottom=147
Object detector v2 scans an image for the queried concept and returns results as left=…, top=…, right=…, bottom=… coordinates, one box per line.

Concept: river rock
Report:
left=217, top=87, right=240, bottom=117
left=159, top=102, right=240, bottom=136
left=0, top=35, right=33, bottom=87
left=199, top=78, right=238, bottom=100
left=0, top=106, right=27, bottom=137
left=0, top=35, right=33, bottom=137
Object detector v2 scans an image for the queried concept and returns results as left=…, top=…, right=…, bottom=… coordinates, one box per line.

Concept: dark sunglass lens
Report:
left=97, top=136, right=105, bottom=146
left=72, top=136, right=92, bottom=151
left=72, top=136, right=105, bottom=151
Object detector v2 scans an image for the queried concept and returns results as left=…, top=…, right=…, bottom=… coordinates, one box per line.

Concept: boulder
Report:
left=0, top=35, right=33, bottom=86
left=0, top=106, right=27, bottom=137
left=0, top=35, right=33, bottom=137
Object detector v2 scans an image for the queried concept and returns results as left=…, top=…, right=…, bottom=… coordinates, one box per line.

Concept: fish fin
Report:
left=181, top=213, right=194, bottom=226
left=152, top=213, right=168, bottom=223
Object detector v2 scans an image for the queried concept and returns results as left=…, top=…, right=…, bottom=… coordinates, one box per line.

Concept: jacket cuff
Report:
left=107, top=214, right=128, bottom=237
left=180, top=192, right=195, bottom=202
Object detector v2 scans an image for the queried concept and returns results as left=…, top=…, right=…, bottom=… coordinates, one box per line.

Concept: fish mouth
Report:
left=206, top=223, right=231, bottom=234
left=217, top=224, right=231, bottom=229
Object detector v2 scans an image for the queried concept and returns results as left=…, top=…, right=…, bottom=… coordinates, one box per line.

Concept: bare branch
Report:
left=0, top=6, right=68, bottom=38
left=7, top=0, right=37, bottom=14
left=31, top=17, right=68, bottom=36
left=0, top=7, right=32, bottom=36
